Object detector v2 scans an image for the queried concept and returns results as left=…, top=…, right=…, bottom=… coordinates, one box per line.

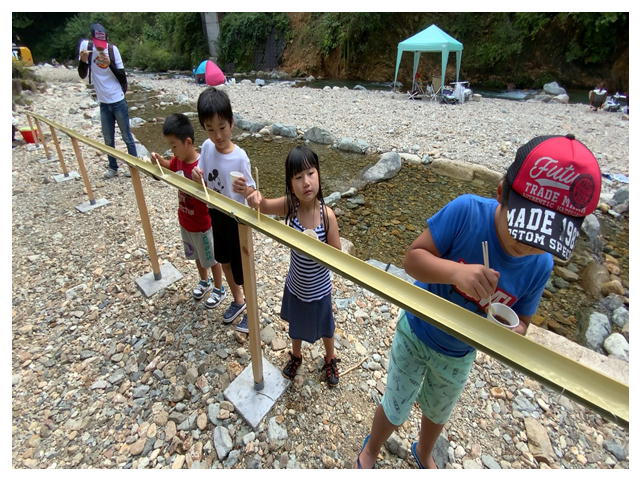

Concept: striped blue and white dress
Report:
left=280, top=204, right=335, bottom=342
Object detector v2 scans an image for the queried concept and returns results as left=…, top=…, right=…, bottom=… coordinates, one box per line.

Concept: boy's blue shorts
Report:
left=381, top=311, right=476, bottom=426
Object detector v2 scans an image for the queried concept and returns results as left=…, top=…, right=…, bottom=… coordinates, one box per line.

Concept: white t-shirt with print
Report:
left=198, top=140, right=256, bottom=204
left=78, top=39, right=125, bottom=104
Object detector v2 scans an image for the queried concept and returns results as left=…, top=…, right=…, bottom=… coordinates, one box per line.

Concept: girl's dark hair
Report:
left=197, top=87, right=233, bottom=127
left=284, top=145, right=329, bottom=235
left=162, top=113, right=194, bottom=142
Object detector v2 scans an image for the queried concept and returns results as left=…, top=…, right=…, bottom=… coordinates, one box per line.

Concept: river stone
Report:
left=362, top=152, right=401, bottom=183
left=601, top=279, right=625, bottom=297
left=580, top=214, right=601, bottom=248
left=340, top=237, right=355, bottom=255
left=260, top=324, right=276, bottom=345
left=430, top=159, right=474, bottom=181
left=554, top=266, right=579, bottom=282
left=543, top=81, right=567, bottom=96
left=603, top=333, right=628, bottom=361
left=272, top=123, right=297, bottom=138
left=612, top=186, right=629, bottom=205
left=303, top=126, right=334, bottom=144
left=267, top=416, right=288, bottom=442
left=581, top=262, right=610, bottom=297
left=324, top=192, right=341, bottom=205
left=524, top=417, right=555, bottom=464
left=551, top=94, right=570, bottom=104
left=481, top=454, right=501, bottom=469
left=213, top=426, right=233, bottom=460
left=337, top=137, right=369, bottom=154
left=579, top=312, right=611, bottom=352
left=611, top=306, right=628, bottom=328
left=603, top=439, right=627, bottom=461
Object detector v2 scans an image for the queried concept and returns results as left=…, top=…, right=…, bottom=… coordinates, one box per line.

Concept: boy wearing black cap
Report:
left=356, top=134, right=601, bottom=469
left=78, top=23, right=137, bottom=179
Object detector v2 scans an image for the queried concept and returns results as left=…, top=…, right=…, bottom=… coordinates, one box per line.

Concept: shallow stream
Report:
left=129, top=87, right=628, bottom=342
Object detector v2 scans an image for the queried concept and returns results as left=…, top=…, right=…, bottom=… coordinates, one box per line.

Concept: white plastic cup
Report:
left=487, top=303, right=519, bottom=329
left=229, top=170, right=244, bottom=187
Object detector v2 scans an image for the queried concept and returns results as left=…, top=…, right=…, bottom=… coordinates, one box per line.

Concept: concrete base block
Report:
left=38, top=156, right=58, bottom=164
left=75, top=198, right=110, bottom=213
left=53, top=171, right=80, bottom=182
left=224, top=356, right=290, bottom=429
left=134, top=262, right=183, bottom=297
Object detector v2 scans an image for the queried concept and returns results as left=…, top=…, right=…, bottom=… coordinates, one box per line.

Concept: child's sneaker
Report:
left=204, top=286, right=226, bottom=309
left=192, top=279, right=212, bottom=300
left=235, top=314, right=249, bottom=333
left=282, top=352, right=302, bottom=380
left=222, top=301, right=246, bottom=324
left=321, top=357, right=341, bottom=387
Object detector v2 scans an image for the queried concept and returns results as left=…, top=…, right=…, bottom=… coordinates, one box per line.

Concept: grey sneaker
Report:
left=222, top=301, right=246, bottom=324
left=193, top=278, right=212, bottom=300
left=235, top=314, right=249, bottom=333
left=205, top=286, right=227, bottom=309
left=103, top=168, right=118, bottom=179
left=123, top=167, right=132, bottom=177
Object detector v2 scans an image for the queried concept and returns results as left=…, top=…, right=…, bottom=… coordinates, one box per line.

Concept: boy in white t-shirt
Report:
left=78, top=23, right=137, bottom=179
left=192, top=88, right=256, bottom=333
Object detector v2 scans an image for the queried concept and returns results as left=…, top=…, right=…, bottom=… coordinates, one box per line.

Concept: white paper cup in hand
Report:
left=229, top=171, right=244, bottom=188
left=487, top=303, right=519, bottom=329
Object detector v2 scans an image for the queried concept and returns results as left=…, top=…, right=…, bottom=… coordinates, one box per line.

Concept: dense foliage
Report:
left=12, top=12, right=628, bottom=88
left=217, top=13, right=290, bottom=72
left=12, top=12, right=209, bottom=71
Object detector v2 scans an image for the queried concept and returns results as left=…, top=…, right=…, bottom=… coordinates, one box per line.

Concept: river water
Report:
left=129, top=86, right=628, bottom=342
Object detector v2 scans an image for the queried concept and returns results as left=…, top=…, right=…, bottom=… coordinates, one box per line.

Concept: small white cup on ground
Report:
left=229, top=170, right=244, bottom=188
left=487, top=303, right=519, bottom=329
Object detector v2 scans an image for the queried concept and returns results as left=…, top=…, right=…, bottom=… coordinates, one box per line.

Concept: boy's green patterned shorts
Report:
left=381, top=311, right=476, bottom=425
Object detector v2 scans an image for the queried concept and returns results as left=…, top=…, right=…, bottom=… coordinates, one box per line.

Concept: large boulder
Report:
left=430, top=159, right=474, bottom=181
left=303, top=126, right=334, bottom=145
left=271, top=123, right=297, bottom=138
left=337, top=137, right=369, bottom=154
left=362, top=152, right=401, bottom=183
left=543, top=81, right=567, bottom=96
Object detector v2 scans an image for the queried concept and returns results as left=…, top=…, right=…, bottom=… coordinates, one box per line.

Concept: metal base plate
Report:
left=224, top=356, right=290, bottom=429
left=75, top=198, right=109, bottom=213
left=134, top=262, right=183, bottom=297
left=53, top=171, right=80, bottom=182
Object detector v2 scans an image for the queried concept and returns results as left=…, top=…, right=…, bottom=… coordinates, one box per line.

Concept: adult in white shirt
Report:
left=78, top=23, right=137, bottom=179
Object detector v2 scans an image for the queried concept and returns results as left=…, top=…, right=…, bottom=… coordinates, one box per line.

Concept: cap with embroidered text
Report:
left=503, top=134, right=601, bottom=260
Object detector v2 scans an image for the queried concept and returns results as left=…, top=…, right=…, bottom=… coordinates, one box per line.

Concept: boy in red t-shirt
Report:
left=150, top=113, right=225, bottom=308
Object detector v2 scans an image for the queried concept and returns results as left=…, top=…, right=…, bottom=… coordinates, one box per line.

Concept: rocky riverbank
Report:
left=11, top=65, right=629, bottom=469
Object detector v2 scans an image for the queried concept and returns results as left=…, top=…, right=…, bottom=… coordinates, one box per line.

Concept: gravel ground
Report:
left=11, top=65, right=629, bottom=469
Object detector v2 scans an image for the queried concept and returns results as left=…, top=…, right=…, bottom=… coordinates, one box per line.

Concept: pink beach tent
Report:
left=205, top=60, right=226, bottom=86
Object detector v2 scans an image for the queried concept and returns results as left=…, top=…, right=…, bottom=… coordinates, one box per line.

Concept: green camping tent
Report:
left=393, top=24, right=463, bottom=92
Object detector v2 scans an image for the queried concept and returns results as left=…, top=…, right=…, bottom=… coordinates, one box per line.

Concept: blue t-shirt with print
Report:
left=406, top=194, right=553, bottom=357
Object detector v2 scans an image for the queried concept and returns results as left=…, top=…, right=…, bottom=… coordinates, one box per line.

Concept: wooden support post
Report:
left=129, top=167, right=162, bottom=280
left=70, top=137, right=96, bottom=205
left=238, top=223, right=264, bottom=390
left=49, top=125, right=69, bottom=176
left=26, top=114, right=39, bottom=147
left=33, top=117, right=52, bottom=159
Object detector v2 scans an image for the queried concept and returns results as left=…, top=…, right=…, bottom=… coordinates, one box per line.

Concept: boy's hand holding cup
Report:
left=230, top=171, right=246, bottom=194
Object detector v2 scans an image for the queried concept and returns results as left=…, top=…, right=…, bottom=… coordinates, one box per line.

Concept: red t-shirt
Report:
left=168, top=156, right=211, bottom=232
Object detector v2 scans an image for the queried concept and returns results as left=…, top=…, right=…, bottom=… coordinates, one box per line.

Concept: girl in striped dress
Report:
left=234, top=145, right=342, bottom=386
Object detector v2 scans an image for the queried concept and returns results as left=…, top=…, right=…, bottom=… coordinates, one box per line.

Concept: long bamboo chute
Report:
left=25, top=111, right=629, bottom=428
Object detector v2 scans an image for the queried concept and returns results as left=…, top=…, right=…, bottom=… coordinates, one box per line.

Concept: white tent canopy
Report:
left=393, top=24, right=463, bottom=91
